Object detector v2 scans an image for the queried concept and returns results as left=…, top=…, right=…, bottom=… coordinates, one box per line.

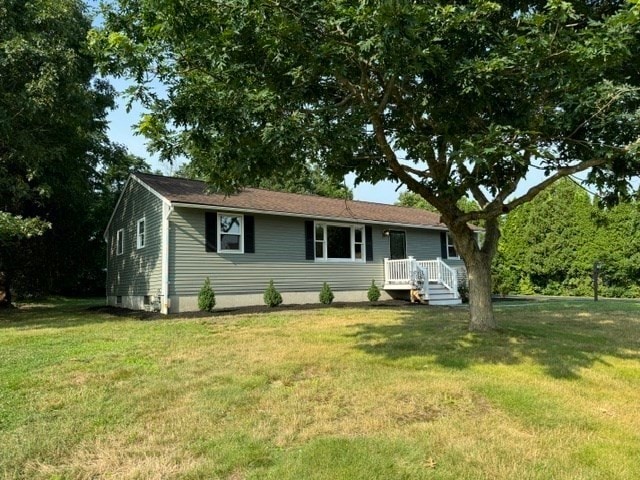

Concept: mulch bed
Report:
left=87, top=299, right=435, bottom=321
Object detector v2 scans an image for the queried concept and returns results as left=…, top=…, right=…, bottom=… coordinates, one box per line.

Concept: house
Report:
left=104, top=173, right=468, bottom=313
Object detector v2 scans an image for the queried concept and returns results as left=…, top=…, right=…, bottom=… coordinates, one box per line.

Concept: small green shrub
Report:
left=367, top=279, right=381, bottom=302
left=319, top=282, right=334, bottom=305
left=263, top=279, right=283, bottom=307
left=198, top=277, right=216, bottom=312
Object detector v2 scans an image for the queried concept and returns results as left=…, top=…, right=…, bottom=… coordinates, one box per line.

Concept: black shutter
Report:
left=365, top=225, right=373, bottom=262
left=305, top=220, right=314, bottom=260
left=205, top=211, right=217, bottom=252
left=440, top=231, right=448, bottom=259
left=244, top=215, right=255, bottom=253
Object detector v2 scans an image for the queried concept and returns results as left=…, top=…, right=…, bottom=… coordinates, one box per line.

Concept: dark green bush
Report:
left=198, top=277, right=216, bottom=312
left=263, top=279, right=283, bottom=307
left=367, top=279, right=381, bottom=302
left=319, top=282, right=334, bottom=305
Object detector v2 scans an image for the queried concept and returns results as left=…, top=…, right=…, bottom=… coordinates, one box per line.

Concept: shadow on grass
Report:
left=351, top=300, right=640, bottom=380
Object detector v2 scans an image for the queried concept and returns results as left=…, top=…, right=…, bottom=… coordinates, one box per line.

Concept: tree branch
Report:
left=505, top=157, right=608, bottom=212
left=377, top=75, right=396, bottom=114
left=369, top=110, right=440, bottom=207
left=455, top=157, right=608, bottom=223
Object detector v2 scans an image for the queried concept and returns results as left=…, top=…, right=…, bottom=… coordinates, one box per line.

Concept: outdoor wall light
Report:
left=382, top=229, right=390, bottom=237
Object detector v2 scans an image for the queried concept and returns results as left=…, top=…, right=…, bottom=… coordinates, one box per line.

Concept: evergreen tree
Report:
left=496, top=180, right=597, bottom=296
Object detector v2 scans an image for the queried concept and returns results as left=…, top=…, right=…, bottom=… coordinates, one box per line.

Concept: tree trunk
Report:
left=448, top=217, right=500, bottom=332
left=465, top=253, right=496, bottom=332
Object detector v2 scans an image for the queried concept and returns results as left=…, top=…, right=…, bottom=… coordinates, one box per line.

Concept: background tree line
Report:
left=492, top=179, right=640, bottom=298
left=0, top=0, right=148, bottom=305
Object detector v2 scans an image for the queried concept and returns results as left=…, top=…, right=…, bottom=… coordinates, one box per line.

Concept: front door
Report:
left=389, top=230, right=406, bottom=260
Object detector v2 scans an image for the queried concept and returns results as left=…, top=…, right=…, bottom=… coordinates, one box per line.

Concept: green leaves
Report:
left=0, top=212, right=50, bottom=243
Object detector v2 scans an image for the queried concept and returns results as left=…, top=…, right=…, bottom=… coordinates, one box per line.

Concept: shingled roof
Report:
left=135, top=172, right=448, bottom=230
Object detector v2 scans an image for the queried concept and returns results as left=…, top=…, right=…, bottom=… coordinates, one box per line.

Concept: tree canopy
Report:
left=0, top=0, right=148, bottom=304
left=93, top=0, right=640, bottom=330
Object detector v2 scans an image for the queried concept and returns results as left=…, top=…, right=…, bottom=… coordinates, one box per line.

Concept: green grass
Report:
left=1, top=298, right=639, bottom=479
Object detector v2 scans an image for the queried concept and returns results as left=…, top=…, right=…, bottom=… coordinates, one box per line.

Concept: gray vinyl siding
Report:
left=169, top=207, right=455, bottom=296
left=106, top=180, right=164, bottom=296
left=407, top=229, right=466, bottom=269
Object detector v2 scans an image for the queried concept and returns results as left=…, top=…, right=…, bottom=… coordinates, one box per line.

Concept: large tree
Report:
left=0, top=0, right=147, bottom=303
left=93, top=0, right=640, bottom=330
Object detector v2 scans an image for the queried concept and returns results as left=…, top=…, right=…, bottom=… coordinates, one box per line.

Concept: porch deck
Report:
left=383, top=257, right=462, bottom=305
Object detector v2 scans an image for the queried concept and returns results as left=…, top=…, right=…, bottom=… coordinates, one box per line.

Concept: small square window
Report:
left=143, top=295, right=150, bottom=305
left=116, top=295, right=122, bottom=305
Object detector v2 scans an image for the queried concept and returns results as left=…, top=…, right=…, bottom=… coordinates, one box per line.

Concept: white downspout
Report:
left=161, top=203, right=173, bottom=314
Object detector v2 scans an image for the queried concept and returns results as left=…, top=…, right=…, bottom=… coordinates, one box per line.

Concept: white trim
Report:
left=116, top=228, right=124, bottom=256
left=446, top=233, right=460, bottom=259
left=161, top=203, right=172, bottom=314
left=313, top=221, right=366, bottom=263
left=217, top=212, right=244, bottom=254
left=171, top=202, right=453, bottom=232
left=136, top=217, right=146, bottom=249
left=103, top=174, right=171, bottom=240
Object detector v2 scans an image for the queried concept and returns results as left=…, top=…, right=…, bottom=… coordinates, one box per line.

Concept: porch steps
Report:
left=426, top=283, right=462, bottom=306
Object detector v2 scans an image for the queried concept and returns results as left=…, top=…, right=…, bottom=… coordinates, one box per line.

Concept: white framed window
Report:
left=218, top=213, right=244, bottom=253
left=315, top=222, right=365, bottom=262
left=354, top=227, right=364, bottom=260
left=136, top=217, right=145, bottom=249
left=116, top=229, right=124, bottom=256
left=447, top=234, right=459, bottom=259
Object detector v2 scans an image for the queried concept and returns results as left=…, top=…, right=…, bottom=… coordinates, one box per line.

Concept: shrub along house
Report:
left=104, top=173, right=467, bottom=313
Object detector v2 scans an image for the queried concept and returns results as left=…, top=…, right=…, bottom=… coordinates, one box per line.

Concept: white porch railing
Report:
left=384, top=256, right=459, bottom=298
left=384, top=257, right=414, bottom=285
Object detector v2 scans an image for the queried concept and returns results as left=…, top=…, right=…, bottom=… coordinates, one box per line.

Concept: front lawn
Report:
left=1, top=298, right=639, bottom=479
